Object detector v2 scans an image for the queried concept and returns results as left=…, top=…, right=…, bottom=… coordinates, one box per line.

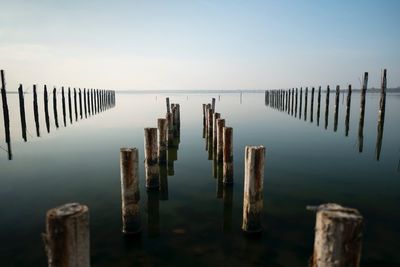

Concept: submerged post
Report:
left=242, top=145, right=265, bottom=233
left=144, top=128, right=159, bottom=189
left=310, top=203, right=363, bottom=267
left=222, top=127, right=233, bottom=184
left=43, top=203, right=90, bottom=267
left=120, top=148, right=141, bottom=234
left=158, top=118, right=167, bottom=164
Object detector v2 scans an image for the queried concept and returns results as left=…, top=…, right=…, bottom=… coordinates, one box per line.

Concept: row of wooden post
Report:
left=265, top=70, right=388, bottom=160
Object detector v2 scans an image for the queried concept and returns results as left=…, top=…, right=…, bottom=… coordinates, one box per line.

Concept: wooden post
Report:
left=295, top=88, right=298, bottom=117
left=79, top=88, right=82, bottom=119
left=53, top=88, right=59, bottom=128
left=358, top=73, right=368, bottom=153
left=158, top=118, right=167, bottom=164
left=304, top=87, right=308, bottom=121
left=317, top=86, right=321, bottom=126
left=291, top=88, right=294, bottom=116
left=62, top=86, right=67, bottom=126
left=207, top=108, right=214, bottom=151
left=33, top=84, right=41, bottom=136
left=68, top=87, right=73, bottom=124
left=43, top=203, right=90, bottom=267
left=166, top=97, right=170, bottom=113
left=18, top=84, right=27, bottom=141
left=90, top=89, right=94, bottom=115
left=324, top=86, right=330, bottom=130
left=144, top=128, right=159, bottom=189
left=310, top=87, right=315, bottom=123
left=213, top=112, right=220, bottom=151
left=299, top=87, right=303, bottom=119
left=216, top=118, right=225, bottom=162
left=44, top=85, right=50, bottom=133
left=120, top=148, right=141, bottom=234
left=87, top=89, right=91, bottom=116
left=345, top=85, right=352, bottom=137
left=202, top=104, right=206, bottom=138
left=83, top=88, right=87, bottom=118
left=1, top=70, right=12, bottom=159
left=223, top=127, right=233, bottom=184
left=74, top=88, right=78, bottom=121
left=376, top=69, right=387, bottom=160
left=166, top=112, right=174, bottom=147
left=334, top=85, right=340, bottom=132
left=242, top=145, right=265, bottom=233
left=212, top=97, right=216, bottom=111
left=310, top=203, right=363, bottom=267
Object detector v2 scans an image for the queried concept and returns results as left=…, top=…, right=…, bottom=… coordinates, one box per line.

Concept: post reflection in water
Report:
left=146, top=189, right=160, bottom=238
left=222, top=185, right=233, bottom=232
left=44, top=85, right=50, bottom=133
left=324, top=85, right=330, bottom=130
left=18, top=84, right=27, bottom=142
left=345, top=85, right=352, bottom=137
left=159, top=165, right=169, bottom=201
left=33, top=85, right=40, bottom=137
left=53, top=88, right=59, bottom=128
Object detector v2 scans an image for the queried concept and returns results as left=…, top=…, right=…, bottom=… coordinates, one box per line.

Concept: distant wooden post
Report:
left=144, top=128, right=159, bottom=189
left=212, top=97, right=216, bottom=111
left=345, top=85, right=352, bottom=136
left=317, top=86, right=321, bottom=126
left=44, top=85, right=50, bottom=133
left=53, top=88, right=59, bottom=128
left=18, top=84, right=27, bottom=141
left=304, top=87, right=308, bottom=120
left=207, top=108, right=214, bottom=149
left=120, top=148, right=141, bottom=234
left=334, top=85, right=340, bottom=132
left=242, top=145, right=265, bottom=233
left=222, top=127, right=233, bottom=184
left=74, top=88, right=78, bottom=121
left=358, top=73, right=368, bottom=153
left=158, top=118, right=167, bottom=164
left=310, top=87, right=315, bottom=123
left=1, top=70, right=11, bottom=154
left=83, top=88, right=87, bottom=118
left=310, top=203, right=363, bottom=267
left=33, top=84, right=41, bottom=136
left=291, top=88, right=294, bottom=116
left=376, top=69, right=387, bottom=161
left=299, top=87, right=303, bottom=119
left=295, top=88, right=298, bottom=117
left=213, top=112, right=220, bottom=150
left=166, top=112, right=174, bottom=147
left=62, top=87, right=67, bottom=126
left=68, top=87, right=73, bottom=124
left=43, top=203, right=90, bottom=267
left=324, top=86, right=330, bottom=130
left=216, top=118, right=225, bottom=162
left=87, top=89, right=91, bottom=116
left=79, top=88, right=82, bottom=119
left=166, top=97, right=170, bottom=113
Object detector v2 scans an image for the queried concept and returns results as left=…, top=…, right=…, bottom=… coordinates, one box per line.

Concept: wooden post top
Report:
left=47, top=203, right=88, bottom=219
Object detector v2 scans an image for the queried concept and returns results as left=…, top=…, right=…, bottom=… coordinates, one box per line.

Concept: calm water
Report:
left=1, top=91, right=400, bottom=266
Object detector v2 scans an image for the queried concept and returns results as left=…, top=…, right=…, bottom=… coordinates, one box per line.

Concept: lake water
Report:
left=1, top=90, right=399, bottom=266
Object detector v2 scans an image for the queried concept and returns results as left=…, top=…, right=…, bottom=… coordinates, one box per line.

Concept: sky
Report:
left=0, top=0, right=399, bottom=91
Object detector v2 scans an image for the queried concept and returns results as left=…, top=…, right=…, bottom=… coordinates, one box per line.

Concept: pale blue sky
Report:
left=1, top=0, right=399, bottom=90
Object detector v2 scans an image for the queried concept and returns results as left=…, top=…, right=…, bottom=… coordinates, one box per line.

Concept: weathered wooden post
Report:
left=317, top=86, right=321, bottom=126
left=299, top=87, right=303, bottom=119
left=83, top=88, right=87, bottom=118
left=291, top=88, right=294, bottom=116
left=62, top=86, right=67, bottom=126
left=345, top=85, right=352, bottom=137
left=53, top=88, right=59, bottom=128
left=207, top=107, right=214, bottom=152
left=324, top=86, right=330, bottom=130
left=304, top=87, right=308, bottom=121
left=166, top=97, right=170, bottom=113
left=309, top=203, right=363, bottom=267
left=74, top=88, right=78, bottom=121
left=18, top=84, right=27, bottom=141
left=358, top=73, right=368, bottom=153
left=166, top=112, right=174, bottom=147
left=33, top=84, right=41, bottom=136
left=334, top=85, right=340, bottom=132
left=79, top=88, right=83, bottom=119
left=87, top=89, right=91, bottom=116
left=287, top=90, right=291, bottom=114
left=44, top=85, right=50, bottom=133
left=1, top=70, right=12, bottom=159
left=120, top=148, right=141, bottom=234
left=295, top=88, right=298, bottom=117
left=144, top=128, right=159, bottom=189
left=223, top=127, right=233, bottom=184
left=43, top=203, right=90, bottom=267
left=242, top=145, right=265, bottom=233
left=213, top=112, right=221, bottom=151
left=376, top=69, right=387, bottom=161
left=310, top=87, right=315, bottom=123
left=68, top=87, right=73, bottom=124
left=212, top=97, right=216, bottom=111
left=158, top=118, right=167, bottom=164
left=216, top=118, right=225, bottom=163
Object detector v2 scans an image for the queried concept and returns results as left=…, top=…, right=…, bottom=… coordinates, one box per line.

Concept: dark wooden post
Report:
left=158, top=118, right=167, bottom=164
left=295, top=88, right=298, bottom=117
left=324, top=86, right=330, bottom=130
left=43, top=203, right=90, bottom=267
left=317, top=86, right=321, bottom=126
left=299, top=87, right=303, bottom=119
left=291, top=88, right=294, bottom=116
left=33, top=84, right=41, bottom=136
left=310, top=203, right=363, bottom=267
left=213, top=112, right=220, bottom=151
left=223, top=127, right=233, bottom=184
left=304, top=87, right=308, bottom=121
left=83, top=88, right=87, bottom=118
left=345, top=85, right=352, bottom=136
left=358, top=73, right=368, bottom=153
left=216, top=118, right=225, bottom=162
left=1, top=70, right=12, bottom=159
left=61, top=86, right=67, bottom=126
left=18, top=84, right=27, bottom=141
left=310, top=87, right=315, bottom=123
left=120, top=148, right=141, bottom=234
left=212, top=97, right=216, bottom=111
left=79, top=88, right=82, bottom=119
left=166, top=97, right=170, bottom=113
left=376, top=69, right=387, bottom=160
left=242, top=145, right=265, bottom=233
left=144, top=128, right=159, bottom=189
left=166, top=112, right=174, bottom=147
left=68, top=87, right=73, bottom=124
left=44, top=85, right=50, bottom=133
left=53, top=88, right=59, bottom=128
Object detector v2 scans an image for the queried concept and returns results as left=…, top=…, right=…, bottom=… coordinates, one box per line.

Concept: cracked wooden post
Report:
left=222, top=127, right=233, bottom=184
left=242, top=145, right=265, bottom=233
left=310, top=203, right=363, bottom=267
left=144, top=128, right=159, bottom=189
left=158, top=118, right=167, bottom=164
left=166, top=97, right=170, bottom=113
left=120, top=148, right=141, bottom=234
left=213, top=112, right=220, bottom=151
left=216, top=118, right=225, bottom=162
left=43, top=203, right=90, bottom=267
